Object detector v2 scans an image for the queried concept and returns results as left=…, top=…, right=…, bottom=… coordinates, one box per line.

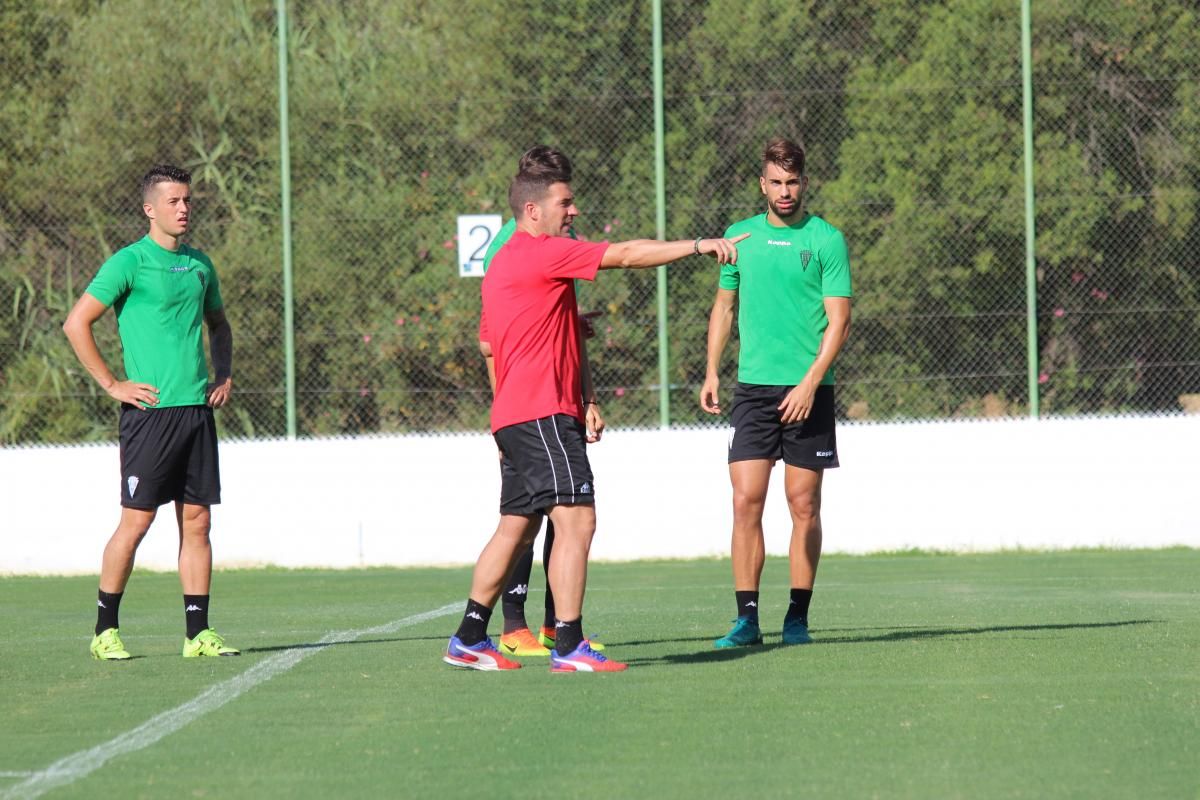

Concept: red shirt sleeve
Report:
left=537, top=236, right=608, bottom=282
left=478, top=307, right=489, bottom=342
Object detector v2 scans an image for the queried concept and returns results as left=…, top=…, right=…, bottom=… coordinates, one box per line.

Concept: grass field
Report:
left=2, top=550, right=1197, bottom=799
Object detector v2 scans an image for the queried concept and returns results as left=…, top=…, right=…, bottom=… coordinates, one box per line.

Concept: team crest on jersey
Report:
left=800, top=250, right=813, bottom=271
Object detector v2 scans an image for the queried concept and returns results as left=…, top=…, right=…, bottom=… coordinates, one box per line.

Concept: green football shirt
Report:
left=719, top=213, right=852, bottom=385
left=86, top=236, right=224, bottom=407
left=482, top=218, right=517, bottom=272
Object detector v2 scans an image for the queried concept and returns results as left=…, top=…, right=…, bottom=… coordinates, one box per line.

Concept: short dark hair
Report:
left=508, top=172, right=560, bottom=220
left=762, top=138, right=805, bottom=177
left=517, top=145, right=572, bottom=183
left=141, top=164, right=191, bottom=199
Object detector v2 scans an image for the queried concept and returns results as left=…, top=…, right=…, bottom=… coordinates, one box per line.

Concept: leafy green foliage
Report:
left=1, top=0, right=1197, bottom=443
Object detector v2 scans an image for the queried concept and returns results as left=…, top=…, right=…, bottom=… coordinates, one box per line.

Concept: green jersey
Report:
left=86, top=236, right=224, bottom=407
left=719, top=213, right=851, bottom=385
left=482, top=218, right=517, bottom=272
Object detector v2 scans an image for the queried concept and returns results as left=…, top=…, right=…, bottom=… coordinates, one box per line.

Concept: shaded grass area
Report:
left=2, top=550, right=1197, bottom=799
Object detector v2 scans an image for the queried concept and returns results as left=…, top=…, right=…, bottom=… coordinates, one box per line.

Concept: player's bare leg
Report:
left=729, top=459, right=772, bottom=590
left=543, top=504, right=595, bottom=621
left=177, top=502, right=212, bottom=594
left=782, top=465, right=823, bottom=644
left=542, top=503, right=622, bottom=670
left=468, top=513, right=542, bottom=607
left=784, top=466, right=823, bottom=589
left=714, top=459, right=772, bottom=648
left=91, top=507, right=155, bottom=659
left=176, top=501, right=240, bottom=655
left=445, top=514, right=541, bottom=671
left=99, top=507, right=156, bottom=593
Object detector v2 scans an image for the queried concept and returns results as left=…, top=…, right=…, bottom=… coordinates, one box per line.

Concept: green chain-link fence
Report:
left=2, top=0, right=1198, bottom=445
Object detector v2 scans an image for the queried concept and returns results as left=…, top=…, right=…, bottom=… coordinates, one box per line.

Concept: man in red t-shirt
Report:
left=444, top=152, right=749, bottom=673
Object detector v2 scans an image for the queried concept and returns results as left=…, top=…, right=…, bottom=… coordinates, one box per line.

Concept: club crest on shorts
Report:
left=127, top=475, right=140, bottom=497
left=728, top=426, right=736, bottom=449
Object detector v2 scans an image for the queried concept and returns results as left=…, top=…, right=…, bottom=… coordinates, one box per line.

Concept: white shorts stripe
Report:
left=549, top=416, right=576, bottom=504
left=534, top=418, right=560, bottom=505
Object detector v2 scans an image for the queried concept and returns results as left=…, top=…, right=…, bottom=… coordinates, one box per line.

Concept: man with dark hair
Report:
left=445, top=149, right=748, bottom=672
left=64, top=164, right=239, bottom=660
left=700, top=137, right=852, bottom=649
left=480, top=147, right=606, bottom=658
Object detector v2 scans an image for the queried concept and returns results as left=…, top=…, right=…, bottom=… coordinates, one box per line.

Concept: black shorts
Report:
left=494, top=414, right=595, bottom=515
left=118, top=404, right=221, bottom=509
left=727, top=383, right=839, bottom=469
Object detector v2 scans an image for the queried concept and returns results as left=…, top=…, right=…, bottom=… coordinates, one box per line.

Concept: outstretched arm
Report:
left=700, top=288, right=737, bottom=414
left=600, top=234, right=749, bottom=270
left=205, top=307, right=233, bottom=408
left=63, top=293, right=160, bottom=408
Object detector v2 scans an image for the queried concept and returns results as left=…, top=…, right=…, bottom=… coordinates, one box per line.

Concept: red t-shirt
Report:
left=479, top=231, right=608, bottom=432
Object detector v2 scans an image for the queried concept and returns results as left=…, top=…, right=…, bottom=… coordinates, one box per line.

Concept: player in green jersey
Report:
left=64, top=165, right=240, bottom=660
left=700, top=138, right=852, bottom=648
left=480, top=148, right=606, bottom=657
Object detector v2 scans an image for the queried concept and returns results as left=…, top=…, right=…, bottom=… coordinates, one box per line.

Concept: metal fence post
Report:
left=277, top=0, right=297, bottom=438
left=652, top=0, right=669, bottom=428
left=1021, top=0, right=1039, bottom=418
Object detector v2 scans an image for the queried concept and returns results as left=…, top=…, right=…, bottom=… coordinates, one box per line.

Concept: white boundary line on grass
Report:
left=2, top=602, right=460, bottom=800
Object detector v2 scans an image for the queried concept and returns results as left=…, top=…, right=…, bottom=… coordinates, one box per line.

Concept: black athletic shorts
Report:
left=727, top=383, right=839, bottom=469
left=494, top=414, right=595, bottom=515
left=118, top=404, right=221, bottom=509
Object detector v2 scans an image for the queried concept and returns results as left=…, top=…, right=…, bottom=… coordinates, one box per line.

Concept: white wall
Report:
left=2, top=415, right=1196, bottom=574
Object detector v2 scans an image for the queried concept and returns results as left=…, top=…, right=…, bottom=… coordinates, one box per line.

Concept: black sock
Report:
left=184, top=595, right=210, bottom=640
left=501, top=545, right=535, bottom=633
left=786, top=588, right=813, bottom=624
left=554, top=617, right=583, bottom=656
left=542, top=521, right=556, bottom=630
left=454, top=599, right=492, bottom=646
left=96, top=590, right=123, bottom=635
left=735, top=590, right=760, bottom=622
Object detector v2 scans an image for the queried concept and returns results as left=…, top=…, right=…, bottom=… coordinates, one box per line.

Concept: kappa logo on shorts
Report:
left=579, top=482, right=592, bottom=494
left=816, top=450, right=834, bottom=458
left=127, top=476, right=140, bottom=497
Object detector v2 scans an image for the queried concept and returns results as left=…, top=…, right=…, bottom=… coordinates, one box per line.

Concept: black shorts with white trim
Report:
left=727, top=383, right=839, bottom=469
left=494, top=414, right=595, bottom=515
